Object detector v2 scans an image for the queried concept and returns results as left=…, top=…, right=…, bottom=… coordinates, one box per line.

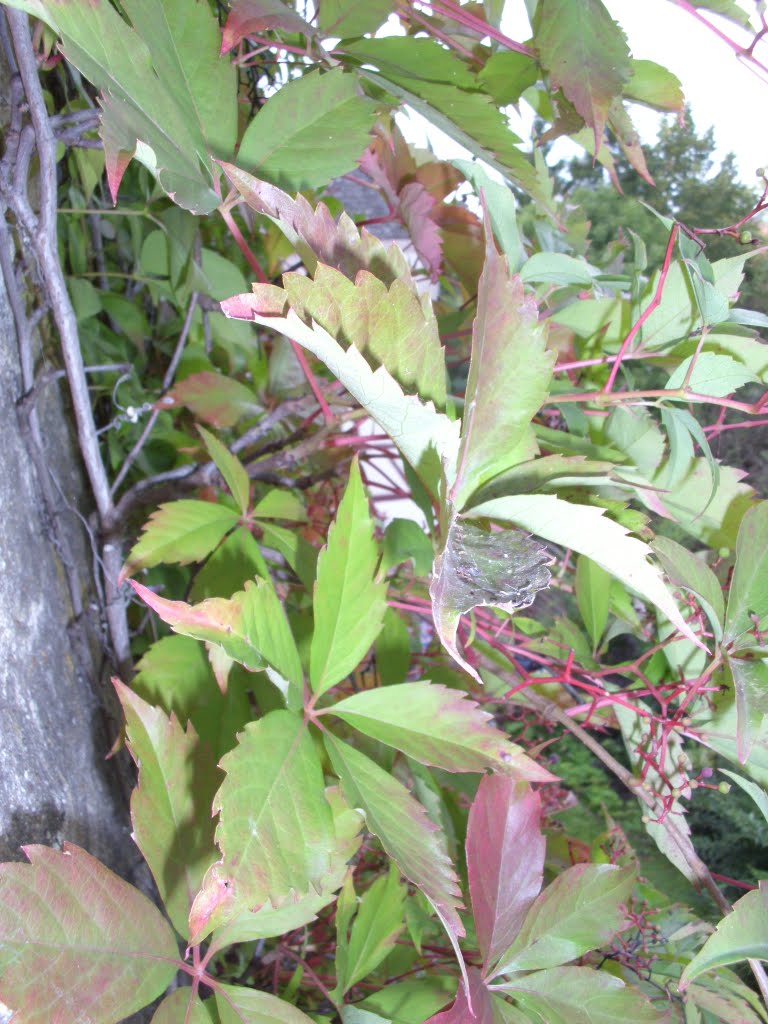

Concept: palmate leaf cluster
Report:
left=3, top=0, right=768, bottom=1022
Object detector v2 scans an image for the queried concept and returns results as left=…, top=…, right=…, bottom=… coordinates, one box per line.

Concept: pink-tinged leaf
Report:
left=492, top=864, right=635, bottom=977
left=119, top=500, right=239, bottom=581
left=310, top=457, right=388, bottom=697
left=221, top=0, right=317, bottom=53
left=0, top=843, right=178, bottom=1024
left=116, top=681, right=220, bottom=939
left=466, top=776, right=546, bottom=973
left=130, top=579, right=303, bottom=705
left=425, top=968, right=494, bottom=1024
left=497, top=965, right=664, bottom=1024
left=430, top=517, right=552, bottom=684
left=330, top=683, right=552, bottom=781
left=206, top=787, right=362, bottom=956
left=283, top=264, right=447, bottom=407
left=219, top=162, right=413, bottom=286
left=151, top=988, right=212, bottom=1024
left=324, top=734, right=468, bottom=990
left=216, top=983, right=316, bottom=1024
left=166, top=371, right=261, bottom=429
left=359, top=133, right=444, bottom=281
left=534, top=0, right=632, bottom=153
left=451, top=217, right=554, bottom=509
left=189, top=711, right=337, bottom=943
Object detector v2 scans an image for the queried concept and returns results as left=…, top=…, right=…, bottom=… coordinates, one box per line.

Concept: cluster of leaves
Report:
left=3, top=0, right=768, bottom=1022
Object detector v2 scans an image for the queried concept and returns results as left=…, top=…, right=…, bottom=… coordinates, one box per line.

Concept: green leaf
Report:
left=724, top=654, right=768, bottom=764
left=152, top=989, right=213, bottom=1024
left=168, top=372, right=261, bottom=428
left=681, top=883, right=768, bottom=988
left=575, top=555, right=610, bottom=648
left=318, top=0, right=393, bottom=36
left=478, top=50, right=539, bottom=106
left=375, top=608, right=412, bottom=686
left=337, top=866, right=406, bottom=995
left=199, top=426, right=250, bottom=516
left=117, top=682, right=219, bottom=939
left=221, top=292, right=460, bottom=499
left=468, top=494, right=703, bottom=651
left=624, top=59, right=684, bottom=112
left=720, top=770, right=768, bottom=828
left=534, top=0, right=631, bottom=150
left=493, top=864, right=634, bottom=976
left=120, top=500, right=239, bottom=580
left=381, top=518, right=434, bottom=578
left=131, top=579, right=303, bottom=706
left=360, top=978, right=457, bottom=1024
left=498, top=966, right=661, bottom=1024
left=430, top=517, right=552, bottom=683
left=659, top=405, right=720, bottom=512
left=453, top=159, right=525, bottom=273
left=724, top=502, right=768, bottom=647
left=189, top=711, right=337, bottom=942
left=216, top=983, right=317, bottom=1024
left=252, top=489, right=307, bottom=522
left=466, top=454, right=616, bottom=505
left=329, top=682, right=552, bottom=780
left=688, top=0, right=752, bottom=28
left=310, top=457, right=387, bottom=697
left=324, top=734, right=466, bottom=975
left=207, top=787, right=362, bottom=954
left=520, top=252, right=595, bottom=286
left=8, top=0, right=237, bottom=211
left=451, top=224, right=554, bottom=508
left=238, top=68, right=375, bottom=193
left=0, top=844, right=178, bottom=1024
left=666, top=352, right=757, bottom=398
left=652, top=536, right=724, bottom=642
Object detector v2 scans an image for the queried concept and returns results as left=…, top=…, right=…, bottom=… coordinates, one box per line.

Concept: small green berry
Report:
left=740, top=230, right=753, bottom=244
left=718, top=782, right=731, bottom=795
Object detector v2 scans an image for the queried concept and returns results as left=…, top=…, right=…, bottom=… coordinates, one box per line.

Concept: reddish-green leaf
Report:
left=535, top=0, right=631, bottom=152
left=324, top=733, right=466, bottom=984
left=216, top=983, right=316, bottom=1024
left=492, top=864, right=635, bottom=977
left=199, top=426, right=250, bottom=516
left=237, top=68, right=376, bottom=193
left=451, top=222, right=554, bottom=509
left=189, top=711, right=337, bottom=942
left=151, top=989, right=213, bottom=1024
left=329, top=683, right=552, bottom=780
left=0, top=843, right=178, bottom=1024
left=207, top=787, right=362, bottom=955
left=310, top=458, right=387, bottom=697
left=221, top=0, right=317, bottom=52
left=498, top=966, right=661, bottom=1024
left=681, top=882, right=768, bottom=988
left=117, top=682, right=220, bottom=939
left=425, top=968, right=495, bottom=1024
left=167, top=372, right=261, bottom=429
left=120, top=500, right=238, bottom=581
left=5, top=0, right=237, bottom=211
left=284, top=263, right=447, bottom=407
left=131, top=579, right=303, bottom=706
left=430, top=518, right=552, bottom=683
left=466, top=776, right=546, bottom=973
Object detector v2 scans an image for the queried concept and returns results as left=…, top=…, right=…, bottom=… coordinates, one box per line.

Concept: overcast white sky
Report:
left=397, top=0, right=768, bottom=185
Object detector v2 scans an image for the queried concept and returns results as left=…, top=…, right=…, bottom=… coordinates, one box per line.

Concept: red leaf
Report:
left=221, top=0, right=317, bottom=53
left=466, top=775, right=545, bottom=973
left=426, top=968, right=494, bottom=1024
